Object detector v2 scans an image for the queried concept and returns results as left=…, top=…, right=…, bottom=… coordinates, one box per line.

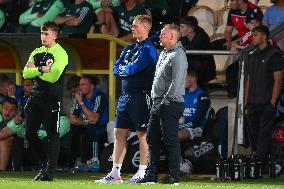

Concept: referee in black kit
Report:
left=23, top=21, right=68, bottom=181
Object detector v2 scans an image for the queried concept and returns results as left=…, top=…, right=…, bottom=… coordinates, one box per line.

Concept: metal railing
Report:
left=186, top=50, right=232, bottom=55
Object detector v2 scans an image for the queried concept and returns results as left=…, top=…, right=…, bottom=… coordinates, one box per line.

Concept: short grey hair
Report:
left=165, top=24, right=181, bottom=41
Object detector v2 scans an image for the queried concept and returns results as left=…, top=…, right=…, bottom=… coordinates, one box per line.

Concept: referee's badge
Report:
left=46, top=59, right=54, bottom=66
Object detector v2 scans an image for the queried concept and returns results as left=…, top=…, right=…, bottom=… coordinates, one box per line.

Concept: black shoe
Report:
left=34, top=170, right=44, bottom=181
left=39, top=172, right=54, bottom=181
left=136, top=177, right=157, bottom=184
left=161, top=175, right=179, bottom=185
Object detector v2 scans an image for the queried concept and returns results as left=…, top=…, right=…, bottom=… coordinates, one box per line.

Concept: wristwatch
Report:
left=38, top=66, right=44, bottom=75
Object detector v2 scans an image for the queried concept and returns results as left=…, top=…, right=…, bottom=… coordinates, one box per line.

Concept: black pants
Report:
left=71, top=125, right=107, bottom=165
left=147, top=101, right=184, bottom=179
left=70, top=125, right=89, bottom=164
left=25, top=94, right=60, bottom=174
left=246, top=103, right=276, bottom=161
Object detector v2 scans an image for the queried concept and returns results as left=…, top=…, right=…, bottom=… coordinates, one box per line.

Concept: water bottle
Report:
left=249, top=154, right=257, bottom=179
left=256, top=160, right=262, bottom=179
left=216, top=145, right=224, bottom=180
left=216, top=155, right=224, bottom=180
left=232, top=154, right=243, bottom=181
left=239, top=155, right=245, bottom=180
left=268, top=154, right=276, bottom=178
left=243, top=155, right=251, bottom=179
left=223, top=156, right=231, bottom=180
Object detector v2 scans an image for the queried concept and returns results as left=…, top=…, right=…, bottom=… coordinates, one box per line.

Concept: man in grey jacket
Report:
left=139, top=24, right=188, bottom=185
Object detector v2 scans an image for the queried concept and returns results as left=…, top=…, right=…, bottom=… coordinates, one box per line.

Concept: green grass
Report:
left=0, top=172, right=284, bottom=189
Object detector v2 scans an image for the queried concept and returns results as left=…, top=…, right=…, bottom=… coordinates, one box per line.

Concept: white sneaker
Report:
left=95, top=173, right=123, bottom=184
left=127, top=173, right=144, bottom=183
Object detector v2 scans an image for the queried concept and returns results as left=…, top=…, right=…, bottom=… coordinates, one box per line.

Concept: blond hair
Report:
left=135, top=14, right=152, bottom=30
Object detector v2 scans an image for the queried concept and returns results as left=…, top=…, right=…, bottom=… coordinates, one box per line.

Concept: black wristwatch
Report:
left=38, top=66, right=44, bottom=75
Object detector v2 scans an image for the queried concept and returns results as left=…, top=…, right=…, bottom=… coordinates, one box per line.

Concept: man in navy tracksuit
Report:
left=96, top=15, right=158, bottom=183
left=178, top=71, right=212, bottom=140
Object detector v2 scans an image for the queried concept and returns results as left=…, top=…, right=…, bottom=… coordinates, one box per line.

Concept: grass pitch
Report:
left=0, top=172, right=284, bottom=189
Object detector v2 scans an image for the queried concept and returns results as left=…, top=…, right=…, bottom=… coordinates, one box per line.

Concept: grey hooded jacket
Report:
left=151, top=41, right=188, bottom=103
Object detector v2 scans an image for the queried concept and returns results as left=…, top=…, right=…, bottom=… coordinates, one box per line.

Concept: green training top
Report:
left=0, top=9, right=4, bottom=30
left=0, top=114, right=24, bottom=134
left=112, top=3, right=146, bottom=37
left=19, top=0, right=64, bottom=32
left=16, top=116, right=70, bottom=139
left=87, top=0, right=120, bottom=13
left=60, top=1, right=94, bottom=34
left=0, top=114, right=4, bottom=130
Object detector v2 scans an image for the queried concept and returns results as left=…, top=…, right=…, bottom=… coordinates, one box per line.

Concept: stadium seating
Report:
left=258, top=0, right=273, bottom=13
left=218, top=6, right=231, bottom=26
left=257, top=0, right=273, bottom=7
left=213, top=54, right=233, bottom=74
left=215, top=24, right=238, bottom=36
left=188, top=6, right=216, bottom=26
left=199, top=21, right=215, bottom=36
left=197, top=0, right=226, bottom=11
left=209, top=34, right=233, bottom=76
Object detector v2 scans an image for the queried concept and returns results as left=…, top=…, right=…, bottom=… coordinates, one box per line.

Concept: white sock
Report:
left=137, top=164, right=147, bottom=177
left=111, top=163, right=122, bottom=178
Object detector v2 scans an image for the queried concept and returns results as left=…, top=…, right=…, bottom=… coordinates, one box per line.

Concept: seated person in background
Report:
left=179, top=16, right=216, bottom=85
left=212, top=0, right=262, bottom=50
left=55, top=0, right=94, bottom=34
left=99, top=0, right=146, bottom=43
left=0, top=98, right=19, bottom=170
left=70, top=75, right=108, bottom=171
left=19, top=0, right=64, bottom=33
left=66, top=74, right=81, bottom=106
left=0, top=0, right=30, bottom=33
left=138, top=0, right=170, bottom=32
left=8, top=79, right=32, bottom=171
left=87, top=0, right=120, bottom=25
left=5, top=113, right=70, bottom=171
left=230, top=9, right=262, bottom=53
left=178, top=71, right=212, bottom=141
left=1, top=79, right=70, bottom=171
left=0, top=75, right=12, bottom=110
left=224, top=0, right=263, bottom=50
left=17, top=79, right=32, bottom=108
left=0, top=75, right=23, bottom=112
left=263, top=0, right=284, bottom=31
